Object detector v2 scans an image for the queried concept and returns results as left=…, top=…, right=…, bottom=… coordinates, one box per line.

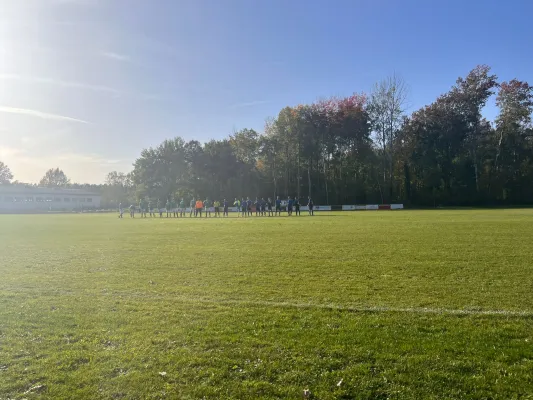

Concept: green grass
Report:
left=1, top=210, right=533, bottom=399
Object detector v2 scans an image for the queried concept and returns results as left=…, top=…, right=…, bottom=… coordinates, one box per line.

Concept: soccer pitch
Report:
left=1, top=210, right=533, bottom=399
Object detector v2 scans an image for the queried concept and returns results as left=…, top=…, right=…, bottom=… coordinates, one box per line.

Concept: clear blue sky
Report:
left=1, top=0, right=532, bottom=183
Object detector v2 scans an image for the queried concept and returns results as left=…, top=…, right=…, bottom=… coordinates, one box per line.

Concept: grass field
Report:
left=1, top=210, right=533, bottom=399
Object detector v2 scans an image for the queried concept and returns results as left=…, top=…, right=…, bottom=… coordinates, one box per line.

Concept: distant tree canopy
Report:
left=129, top=66, right=533, bottom=206
left=0, top=161, right=13, bottom=184
left=39, top=168, right=70, bottom=188
left=5, top=65, right=533, bottom=208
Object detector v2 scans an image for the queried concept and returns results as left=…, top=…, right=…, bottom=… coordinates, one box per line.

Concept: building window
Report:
left=79, top=198, right=86, bottom=203
left=46, top=197, right=53, bottom=202
left=72, top=198, right=78, bottom=202
left=26, top=197, right=34, bottom=202
left=36, top=197, right=44, bottom=202
left=64, top=198, right=71, bottom=202
left=87, top=198, right=93, bottom=203
left=54, top=198, right=61, bottom=202
left=14, top=197, right=24, bottom=202
left=5, top=196, right=13, bottom=202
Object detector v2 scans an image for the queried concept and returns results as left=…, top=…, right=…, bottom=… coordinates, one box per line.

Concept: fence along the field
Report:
left=341, top=204, right=404, bottom=211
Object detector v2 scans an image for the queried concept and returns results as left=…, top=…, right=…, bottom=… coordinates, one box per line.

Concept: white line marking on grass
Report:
left=175, top=297, right=533, bottom=317
left=3, top=287, right=532, bottom=317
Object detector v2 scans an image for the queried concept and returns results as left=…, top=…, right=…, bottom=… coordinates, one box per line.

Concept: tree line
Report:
left=1, top=65, right=532, bottom=207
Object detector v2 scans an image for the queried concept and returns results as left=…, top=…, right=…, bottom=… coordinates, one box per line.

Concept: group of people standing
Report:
left=233, top=196, right=314, bottom=217
left=119, top=196, right=315, bottom=218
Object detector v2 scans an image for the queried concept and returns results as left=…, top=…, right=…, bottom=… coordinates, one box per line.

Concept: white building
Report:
left=0, top=186, right=101, bottom=213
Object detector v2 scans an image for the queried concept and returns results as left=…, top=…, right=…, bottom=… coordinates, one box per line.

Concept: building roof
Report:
left=0, top=185, right=101, bottom=197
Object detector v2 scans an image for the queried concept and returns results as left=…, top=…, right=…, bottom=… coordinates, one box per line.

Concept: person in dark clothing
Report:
left=260, top=198, right=266, bottom=216
left=241, top=198, right=247, bottom=218
left=294, top=197, right=301, bottom=215
left=275, top=196, right=282, bottom=216
left=267, top=198, right=273, bottom=216
left=247, top=198, right=253, bottom=216
left=287, top=197, right=294, bottom=216
left=223, top=199, right=229, bottom=217
left=308, top=197, right=314, bottom=216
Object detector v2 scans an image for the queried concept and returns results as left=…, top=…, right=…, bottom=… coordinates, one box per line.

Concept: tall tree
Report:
left=105, top=171, right=130, bottom=187
left=398, top=66, right=499, bottom=205
left=229, top=129, right=261, bottom=196
left=492, top=79, right=533, bottom=202
left=368, top=74, right=409, bottom=201
left=39, top=168, right=70, bottom=188
left=258, top=132, right=282, bottom=199
left=450, top=65, right=498, bottom=198
left=103, top=171, right=133, bottom=206
left=0, top=161, right=13, bottom=184
left=131, top=138, right=189, bottom=202
left=203, top=139, right=241, bottom=199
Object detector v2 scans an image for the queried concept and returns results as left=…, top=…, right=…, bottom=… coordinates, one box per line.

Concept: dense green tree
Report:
left=491, top=80, right=533, bottom=203
left=124, top=66, right=532, bottom=207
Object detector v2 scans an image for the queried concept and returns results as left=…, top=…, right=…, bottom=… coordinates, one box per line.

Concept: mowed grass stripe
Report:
left=2, top=210, right=532, bottom=311
left=1, top=292, right=532, bottom=399
left=1, top=210, right=533, bottom=399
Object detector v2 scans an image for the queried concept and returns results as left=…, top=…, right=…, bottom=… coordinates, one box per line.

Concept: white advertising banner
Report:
left=314, top=205, right=331, bottom=211
left=342, top=205, right=356, bottom=210
left=366, top=204, right=379, bottom=210
left=391, top=204, right=404, bottom=210
left=355, top=205, right=367, bottom=210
